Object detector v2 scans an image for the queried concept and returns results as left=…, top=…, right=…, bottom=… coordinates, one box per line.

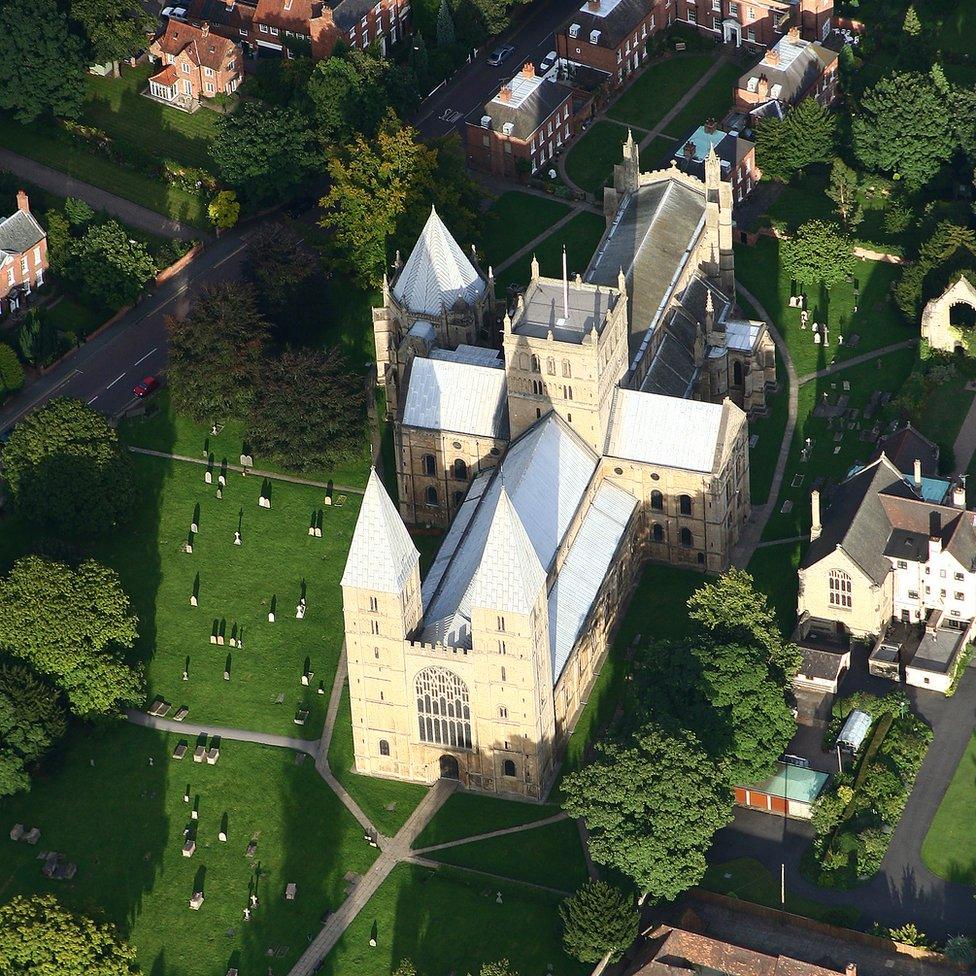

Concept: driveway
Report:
left=709, top=646, right=976, bottom=940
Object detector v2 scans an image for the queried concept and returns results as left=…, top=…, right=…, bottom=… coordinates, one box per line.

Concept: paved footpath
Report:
left=126, top=709, right=317, bottom=754
left=0, top=147, right=199, bottom=240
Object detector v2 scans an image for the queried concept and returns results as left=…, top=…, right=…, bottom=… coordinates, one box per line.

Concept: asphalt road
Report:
left=414, top=0, right=583, bottom=139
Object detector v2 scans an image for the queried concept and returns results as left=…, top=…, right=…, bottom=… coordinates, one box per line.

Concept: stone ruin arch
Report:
left=921, top=276, right=976, bottom=353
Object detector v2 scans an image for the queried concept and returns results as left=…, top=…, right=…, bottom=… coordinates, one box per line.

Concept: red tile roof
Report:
left=153, top=19, right=238, bottom=70
left=254, top=0, right=326, bottom=31
left=149, top=64, right=180, bottom=87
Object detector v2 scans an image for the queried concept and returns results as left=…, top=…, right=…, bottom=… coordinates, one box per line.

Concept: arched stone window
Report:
left=416, top=667, right=472, bottom=749
left=829, top=569, right=852, bottom=609
left=652, top=522, right=664, bottom=542
left=453, top=490, right=464, bottom=508
left=733, top=360, right=743, bottom=386
left=531, top=355, right=540, bottom=373
left=422, top=454, right=436, bottom=476
left=379, top=739, right=390, bottom=756
left=650, top=490, right=664, bottom=511
left=546, top=356, right=556, bottom=375
left=518, top=353, right=530, bottom=370
left=425, top=485, right=438, bottom=506
left=561, top=359, right=572, bottom=378
left=503, top=759, right=517, bottom=777
left=680, top=526, right=693, bottom=547
left=679, top=494, right=693, bottom=516
left=454, top=458, right=468, bottom=481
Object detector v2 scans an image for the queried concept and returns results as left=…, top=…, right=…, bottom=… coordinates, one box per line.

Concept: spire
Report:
left=705, top=144, right=721, bottom=190
left=340, top=469, right=419, bottom=593
left=469, top=488, right=546, bottom=615
left=562, top=245, right=569, bottom=321
left=530, top=253, right=540, bottom=280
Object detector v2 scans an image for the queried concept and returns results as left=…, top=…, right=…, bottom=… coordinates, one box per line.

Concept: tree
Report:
left=0, top=556, right=140, bottom=717
left=69, top=220, right=157, bottom=310
left=902, top=4, right=921, bottom=34
left=70, top=0, right=152, bottom=74
left=852, top=71, right=954, bottom=188
left=0, top=343, right=25, bottom=398
left=559, top=881, right=638, bottom=964
left=392, top=961, right=418, bottom=976
left=436, top=0, right=456, bottom=45
left=208, top=190, right=241, bottom=231
left=244, top=220, right=319, bottom=334
left=2, top=398, right=134, bottom=536
left=248, top=349, right=367, bottom=471
left=167, top=282, right=270, bottom=423
left=16, top=309, right=58, bottom=368
left=320, top=112, right=438, bottom=286
left=0, top=663, right=67, bottom=798
left=306, top=56, right=363, bottom=144
left=42, top=209, right=72, bottom=275
left=0, top=894, right=137, bottom=975
left=561, top=725, right=734, bottom=900
left=943, top=936, right=976, bottom=967
left=825, top=158, right=863, bottom=231
left=212, top=102, right=318, bottom=205
left=478, top=962, right=518, bottom=976
left=0, top=0, right=86, bottom=122
left=782, top=219, right=855, bottom=289
left=63, top=197, right=95, bottom=227
left=754, top=99, right=835, bottom=182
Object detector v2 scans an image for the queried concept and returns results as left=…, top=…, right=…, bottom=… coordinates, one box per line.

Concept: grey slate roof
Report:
left=0, top=209, right=45, bottom=258
left=430, top=344, right=503, bottom=368
left=738, top=36, right=838, bottom=106
left=476, top=74, right=573, bottom=142
left=871, top=425, right=939, bottom=478
left=515, top=279, right=618, bottom=342
left=586, top=178, right=706, bottom=361
left=558, top=0, right=652, bottom=49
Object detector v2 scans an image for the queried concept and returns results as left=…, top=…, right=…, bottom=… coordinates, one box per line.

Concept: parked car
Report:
left=133, top=375, right=160, bottom=398
left=539, top=50, right=557, bottom=73
left=487, top=45, right=515, bottom=66
left=161, top=5, right=175, bottom=14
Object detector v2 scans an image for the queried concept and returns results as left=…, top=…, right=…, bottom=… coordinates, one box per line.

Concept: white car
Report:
left=539, top=50, right=557, bottom=74
left=161, top=5, right=174, bottom=15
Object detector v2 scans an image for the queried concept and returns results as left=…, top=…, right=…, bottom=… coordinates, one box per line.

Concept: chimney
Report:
left=764, top=46, right=780, bottom=65
left=683, top=140, right=696, bottom=160
left=587, top=0, right=601, bottom=10
left=521, top=61, right=535, bottom=79
left=201, top=21, right=210, bottom=35
left=913, top=458, right=922, bottom=490
left=810, top=490, right=821, bottom=542
left=787, top=25, right=800, bottom=41
left=845, top=965, right=857, bottom=976
left=498, top=85, right=512, bottom=102
left=15, top=190, right=28, bottom=213
left=953, top=481, right=966, bottom=508
left=757, top=74, right=770, bottom=99
left=704, top=118, right=717, bottom=134
left=929, top=511, right=942, bottom=561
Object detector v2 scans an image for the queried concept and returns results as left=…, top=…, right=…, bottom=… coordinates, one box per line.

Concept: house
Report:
left=465, top=63, right=575, bottom=178
left=734, top=760, right=829, bottom=819
left=0, top=192, right=48, bottom=319
left=797, top=428, right=976, bottom=695
left=555, top=0, right=661, bottom=91
left=676, top=0, right=832, bottom=48
left=629, top=924, right=855, bottom=976
left=671, top=121, right=759, bottom=204
left=735, top=28, right=839, bottom=118
left=148, top=20, right=242, bottom=109
left=183, top=0, right=257, bottom=49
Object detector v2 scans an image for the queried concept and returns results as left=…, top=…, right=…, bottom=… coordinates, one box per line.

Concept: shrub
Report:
left=0, top=342, right=24, bottom=396
left=559, top=881, right=639, bottom=964
left=944, top=936, right=976, bottom=967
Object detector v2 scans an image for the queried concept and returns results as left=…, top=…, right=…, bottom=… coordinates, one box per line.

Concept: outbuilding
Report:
left=734, top=761, right=829, bottom=820
left=836, top=708, right=872, bottom=752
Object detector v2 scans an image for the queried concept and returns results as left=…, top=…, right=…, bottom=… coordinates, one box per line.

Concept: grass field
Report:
left=747, top=542, right=803, bottom=636
left=661, top=62, right=741, bottom=138
left=607, top=54, right=716, bottom=131
left=0, top=723, right=378, bottom=976
left=43, top=296, right=105, bottom=338
left=413, top=792, right=559, bottom=849
left=481, top=192, right=571, bottom=267
left=427, top=817, right=589, bottom=892
left=921, top=732, right=976, bottom=883
left=321, top=862, right=587, bottom=976
left=565, top=119, right=631, bottom=194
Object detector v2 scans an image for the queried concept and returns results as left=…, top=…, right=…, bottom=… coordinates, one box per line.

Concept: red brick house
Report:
left=465, top=63, right=575, bottom=178
left=148, top=20, right=242, bottom=110
left=671, top=121, right=759, bottom=203
left=735, top=27, right=839, bottom=117
left=0, top=192, right=48, bottom=319
left=676, top=0, right=832, bottom=48
left=555, top=0, right=664, bottom=91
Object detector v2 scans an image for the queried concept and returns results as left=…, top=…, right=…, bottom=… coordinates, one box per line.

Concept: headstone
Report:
left=496, top=892, right=503, bottom=904
left=216, top=488, right=223, bottom=500
left=205, top=470, right=212, bottom=485
left=250, top=894, right=258, bottom=907
left=814, top=331, right=822, bottom=344
left=234, top=531, right=242, bottom=546
left=314, top=527, right=322, bottom=538
left=189, top=892, right=204, bottom=910
left=191, top=809, right=199, bottom=820
left=210, top=635, right=218, bottom=645
left=285, top=883, right=297, bottom=901
left=224, top=670, right=230, bottom=681
left=301, top=674, right=309, bottom=686
left=219, top=474, right=227, bottom=487
left=185, top=543, right=193, bottom=554
left=296, top=604, right=305, bottom=620
left=243, top=908, right=252, bottom=922
left=9, top=824, right=24, bottom=841
left=268, top=611, right=275, bottom=623
left=217, top=635, right=224, bottom=646
left=182, top=670, right=189, bottom=681
left=182, top=840, right=196, bottom=857
left=308, top=526, right=316, bottom=536
left=324, top=495, right=332, bottom=506
left=190, top=595, right=198, bottom=607
left=190, top=522, right=198, bottom=534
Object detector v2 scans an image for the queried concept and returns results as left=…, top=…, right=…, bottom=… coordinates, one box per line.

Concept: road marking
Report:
left=134, top=347, right=158, bottom=367
left=87, top=395, right=99, bottom=405
left=106, top=373, right=126, bottom=389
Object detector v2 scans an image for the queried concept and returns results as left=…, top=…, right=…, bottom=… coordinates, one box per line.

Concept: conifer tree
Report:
left=436, top=0, right=456, bottom=46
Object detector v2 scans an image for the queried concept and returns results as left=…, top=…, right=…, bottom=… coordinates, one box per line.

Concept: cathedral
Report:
left=340, top=137, right=776, bottom=799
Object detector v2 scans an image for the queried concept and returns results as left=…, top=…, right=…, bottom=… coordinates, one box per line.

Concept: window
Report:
left=711, top=0, right=719, bottom=9
left=269, top=25, right=279, bottom=34
left=532, top=380, right=543, bottom=395
left=652, top=523, right=664, bottom=542
left=498, top=640, right=506, bottom=655
left=733, top=360, right=743, bottom=386
left=259, top=22, right=269, bottom=31
left=227, top=58, right=235, bottom=69
left=955, top=572, right=965, bottom=581
left=425, top=485, right=438, bottom=506
left=369, top=596, right=378, bottom=612
left=239, top=26, right=247, bottom=34
left=204, top=66, right=214, bottom=77
left=686, top=6, right=696, bottom=22
left=564, top=385, right=573, bottom=400
left=728, top=1, right=738, bottom=13
left=453, top=458, right=468, bottom=481
left=650, top=490, right=664, bottom=511
left=500, top=667, right=506, bottom=682
left=370, top=620, right=380, bottom=635
left=531, top=355, right=540, bottom=373
left=829, top=570, right=852, bottom=609
left=680, top=527, right=693, bottom=547
left=908, top=590, right=919, bottom=600
left=503, top=759, right=517, bottom=777
left=205, top=82, right=215, bottom=93
left=379, top=739, right=390, bottom=756
left=746, top=27, right=755, bottom=40
left=416, top=667, right=471, bottom=749
left=897, top=560, right=908, bottom=570
left=679, top=494, right=692, bottom=516
left=747, top=4, right=754, bottom=14
left=546, top=357, right=556, bottom=375
left=499, top=705, right=508, bottom=719
left=422, top=454, right=436, bottom=476
left=182, top=62, right=190, bottom=73
left=956, top=592, right=965, bottom=601
left=561, top=360, right=571, bottom=378
left=569, top=22, right=580, bottom=36
left=497, top=616, right=506, bottom=631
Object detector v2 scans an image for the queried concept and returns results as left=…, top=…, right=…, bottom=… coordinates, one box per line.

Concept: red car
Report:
left=133, top=375, right=160, bottom=398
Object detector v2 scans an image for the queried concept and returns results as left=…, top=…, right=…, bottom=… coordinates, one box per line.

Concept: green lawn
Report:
left=496, top=211, right=607, bottom=295
left=747, top=542, right=803, bottom=637
left=481, top=192, right=571, bottom=267
left=643, top=135, right=680, bottom=169
left=906, top=361, right=976, bottom=464
left=565, top=119, right=631, bottom=195
left=327, top=684, right=428, bottom=836
left=43, top=295, right=105, bottom=339
left=702, top=858, right=860, bottom=928
left=321, top=862, right=586, bottom=976
left=427, top=817, right=589, bottom=893
left=921, top=731, right=976, bottom=883
left=661, top=62, right=741, bottom=138
left=607, top=54, right=716, bottom=131
left=0, top=723, right=378, bottom=976
left=413, top=792, right=559, bottom=849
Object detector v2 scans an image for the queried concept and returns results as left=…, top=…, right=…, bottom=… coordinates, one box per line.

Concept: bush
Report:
left=0, top=342, right=24, bottom=397
left=944, top=935, right=976, bottom=966
left=559, top=881, right=638, bottom=964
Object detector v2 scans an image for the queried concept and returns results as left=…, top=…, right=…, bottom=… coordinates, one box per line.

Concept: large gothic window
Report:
left=415, top=667, right=472, bottom=749
left=829, top=570, right=852, bottom=609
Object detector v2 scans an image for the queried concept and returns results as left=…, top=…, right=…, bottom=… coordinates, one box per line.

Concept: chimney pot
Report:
left=683, top=141, right=696, bottom=159
left=587, top=0, right=601, bottom=10
left=810, top=490, right=822, bottom=542
left=845, top=964, right=857, bottom=976
left=953, top=482, right=966, bottom=508
left=498, top=85, right=512, bottom=102
left=521, top=61, right=535, bottom=78
left=15, top=190, right=28, bottom=213
left=201, top=21, right=210, bottom=35
left=704, top=118, right=716, bottom=134
left=757, top=74, right=770, bottom=98
left=764, top=47, right=780, bottom=65
left=787, top=25, right=800, bottom=41
left=913, top=458, right=922, bottom=489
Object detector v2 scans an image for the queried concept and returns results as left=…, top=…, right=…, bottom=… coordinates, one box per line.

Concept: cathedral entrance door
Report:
left=439, top=755, right=460, bottom=780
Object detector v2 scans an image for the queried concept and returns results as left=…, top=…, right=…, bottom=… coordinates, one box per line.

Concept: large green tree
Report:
left=0, top=894, right=137, bottom=975
left=2, top=398, right=133, bottom=536
left=0, top=557, right=140, bottom=717
left=212, top=103, right=318, bottom=204
left=0, top=662, right=68, bottom=798
left=755, top=99, right=835, bottom=182
left=248, top=349, right=367, bottom=471
left=70, top=0, right=152, bottom=73
left=69, top=220, right=157, bottom=310
left=561, top=725, right=734, bottom=900
left=852, top=71, right=954, bottom=188
left=0, top=0, right=86, bottom=122
left=306, top=56, right=366, bottom=144
left=559, top=880, right=638, bottom=964
left=782, top=219, right=855, bottom=289
left=825, top=158, right=863, bottom=231
left=167, top=282, right=270, bottom=423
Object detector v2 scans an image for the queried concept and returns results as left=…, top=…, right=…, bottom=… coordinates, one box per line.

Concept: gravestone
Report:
left=205, top=471, right=212, bottom=485
left=219, top=830, right=227, bottom=842
left=219, top=474, right=226, bottom=488
left=189, top=892, right=204, bottom=910
left=268, top=611, right=275, bottom=623
left=190, top=522, right=198, bottom=534
left=234, top=531, right=242, bottom=546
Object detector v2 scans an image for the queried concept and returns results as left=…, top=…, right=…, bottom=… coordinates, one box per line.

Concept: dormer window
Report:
left=568, top=22, right=580, bottom=36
